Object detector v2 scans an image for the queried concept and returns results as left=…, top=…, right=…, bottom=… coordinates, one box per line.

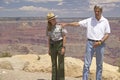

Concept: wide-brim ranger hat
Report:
left=47, top=12, right=57, bottom=21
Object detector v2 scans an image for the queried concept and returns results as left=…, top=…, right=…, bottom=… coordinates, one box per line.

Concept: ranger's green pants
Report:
left=50, top=39, right=65, bottom=80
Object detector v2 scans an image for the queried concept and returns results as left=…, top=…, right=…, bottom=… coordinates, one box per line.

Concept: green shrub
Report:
left=0, top=52, right=12, bottom=58
left=118, top=58, right=120, bottom=72
left=118, top=63, right=120, bottom=72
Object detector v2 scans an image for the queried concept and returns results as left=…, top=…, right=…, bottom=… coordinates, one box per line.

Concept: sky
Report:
left=0, top=0, right=120, bottom=18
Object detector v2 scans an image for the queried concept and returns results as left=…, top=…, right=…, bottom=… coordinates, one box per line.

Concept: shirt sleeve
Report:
left=57, top=24, right=67, bottom=36
left=62, top=28, right=67, bottom=36
left=105, top=20, right=111, bottom=33
left=78, top=19, right=88, bottom=28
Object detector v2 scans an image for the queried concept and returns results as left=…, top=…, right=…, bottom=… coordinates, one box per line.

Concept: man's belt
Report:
left=88, top=39, right=100, bottom=42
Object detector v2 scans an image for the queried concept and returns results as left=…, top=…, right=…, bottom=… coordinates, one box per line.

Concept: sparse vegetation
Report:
left=118, top=66, right=120, bottom=72
left=116, top=57, right=120, bottom=72
left=118, top=58, right=120, bottom=72
left=0, top=52, right=12, bottom=58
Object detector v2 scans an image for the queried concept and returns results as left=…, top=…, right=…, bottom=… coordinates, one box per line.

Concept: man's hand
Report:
left=59, top=23, right=66, bottom=27
left=93, top=41, right=101, bottom=48
left=61, top=47, right=65, bottom=55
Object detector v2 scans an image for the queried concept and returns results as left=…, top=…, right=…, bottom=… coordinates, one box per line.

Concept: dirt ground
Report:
left=0, top=69, right=80, bottom=80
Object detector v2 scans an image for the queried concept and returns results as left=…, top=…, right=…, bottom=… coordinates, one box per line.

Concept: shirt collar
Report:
left=92, top=16, right=105, bottom=22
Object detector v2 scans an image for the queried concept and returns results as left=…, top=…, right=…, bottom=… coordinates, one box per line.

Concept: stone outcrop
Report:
left=0, top=54, right=120, bottom=80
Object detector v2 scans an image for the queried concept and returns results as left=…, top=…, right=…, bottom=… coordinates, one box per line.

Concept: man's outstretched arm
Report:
left=61, top=22, right=80, bottom=27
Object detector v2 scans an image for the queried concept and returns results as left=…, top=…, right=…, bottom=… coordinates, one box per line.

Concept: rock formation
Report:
left=0, top=54, right=120, bottom=80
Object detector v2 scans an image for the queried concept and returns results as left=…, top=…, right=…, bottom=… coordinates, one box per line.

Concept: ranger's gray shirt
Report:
left=47, top=24, right=67, bottom=41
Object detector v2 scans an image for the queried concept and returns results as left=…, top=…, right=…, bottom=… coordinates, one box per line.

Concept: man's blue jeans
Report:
left=82, top=40, right=105, bottom=80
